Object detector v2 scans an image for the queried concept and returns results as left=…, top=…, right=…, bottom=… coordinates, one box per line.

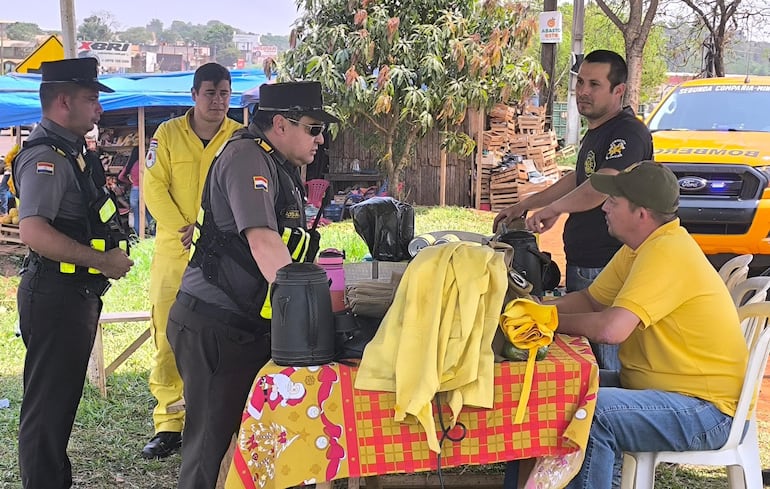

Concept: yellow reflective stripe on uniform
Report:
left=292, top=229, right=308, bottom=261
left=98, top=198, right=117, bottom=223
left=189, top=207, right=205, bottom=261
left=281, top=227, right=309, bottom=261
left=260, top=284, right=272, bottom=319
left=88, top=239, right=106, bottom=274
left=257, top=139, right=273, bottom=153
left=295, top=236, right=308, bottom=262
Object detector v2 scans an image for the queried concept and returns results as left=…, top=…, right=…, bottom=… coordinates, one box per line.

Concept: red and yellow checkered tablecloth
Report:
left=226, top=334, right=598, bottom=489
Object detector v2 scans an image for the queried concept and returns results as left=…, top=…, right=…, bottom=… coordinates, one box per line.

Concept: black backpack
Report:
left=497, top=230, right=560, bottom=296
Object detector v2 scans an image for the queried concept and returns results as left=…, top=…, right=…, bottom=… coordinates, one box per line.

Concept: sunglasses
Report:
left=285, top=118, right=326, bottom=137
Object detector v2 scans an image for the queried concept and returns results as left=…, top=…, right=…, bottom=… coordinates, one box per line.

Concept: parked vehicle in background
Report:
left=647, top=76, right=770, bottom=271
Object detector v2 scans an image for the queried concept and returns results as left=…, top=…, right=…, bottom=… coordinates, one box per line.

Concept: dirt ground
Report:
left=534, top=214, right=567, bottom=284
left=0, top=243, right=26, bottom=277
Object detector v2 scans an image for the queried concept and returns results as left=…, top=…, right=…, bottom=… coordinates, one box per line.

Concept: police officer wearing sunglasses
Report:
left=166, top=81, right=338, bottom=488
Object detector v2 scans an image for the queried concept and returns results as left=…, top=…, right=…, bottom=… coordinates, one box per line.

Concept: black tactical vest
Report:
left=13, top=134, right=130, bottom=275
left=188, top=132, right=309, bottom=320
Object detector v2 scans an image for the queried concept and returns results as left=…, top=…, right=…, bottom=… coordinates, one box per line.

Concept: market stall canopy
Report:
left=0, top=69, right=269, bottom=127
left=240, top=84, right=261, bottom=108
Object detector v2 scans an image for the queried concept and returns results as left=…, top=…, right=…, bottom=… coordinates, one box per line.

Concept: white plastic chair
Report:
left=731, top=276, right=770, bottom=308
left=719, top=254, right=754, bottom=292
left=620, top=301, right=770, bottom=489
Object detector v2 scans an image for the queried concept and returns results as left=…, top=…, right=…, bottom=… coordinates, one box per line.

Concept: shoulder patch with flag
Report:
left=36, top=162, right=54, bottom=175
left=145, top=138, right=158, bottom=169
left=253, top=176, right=268, bottom=191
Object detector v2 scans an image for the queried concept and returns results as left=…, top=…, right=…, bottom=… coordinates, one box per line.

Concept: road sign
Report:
left=14, top=35, right=65, bottom=74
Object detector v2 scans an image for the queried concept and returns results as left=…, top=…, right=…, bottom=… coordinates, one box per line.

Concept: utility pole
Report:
left=566, top=0, right=585, bottom=146
left=540, top=0, right=558, bottom=132
left=60, top=0, right=77, bottom=57
left=0, top=22, right=6, bottom=75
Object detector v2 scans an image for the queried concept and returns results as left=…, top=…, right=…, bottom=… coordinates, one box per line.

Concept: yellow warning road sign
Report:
left=14, top=35, right=65, bottom=74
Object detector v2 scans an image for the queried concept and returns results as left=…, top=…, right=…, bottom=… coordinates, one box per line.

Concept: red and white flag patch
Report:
left=253, top=176, right=268, bottom=191
left=36, top=162, right=54, bottom=175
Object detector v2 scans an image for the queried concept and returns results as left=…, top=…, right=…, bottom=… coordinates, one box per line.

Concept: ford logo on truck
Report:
left=678, top=177, right=708, bottom=190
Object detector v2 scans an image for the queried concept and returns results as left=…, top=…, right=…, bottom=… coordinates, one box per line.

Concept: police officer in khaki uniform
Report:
left=167, top=81, right=337, bottom=488
left=141, top=63, right=242, bottom=459
left=14, top=58, right=134, bottom=489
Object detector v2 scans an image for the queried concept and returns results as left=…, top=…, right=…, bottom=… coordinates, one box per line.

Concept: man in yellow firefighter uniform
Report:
left=167, top=81, right=335, bottom=488
left=141, top=63, right=242, bottom=458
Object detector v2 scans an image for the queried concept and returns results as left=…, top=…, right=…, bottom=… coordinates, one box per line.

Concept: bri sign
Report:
left=78, top=41, right=133, bottom=70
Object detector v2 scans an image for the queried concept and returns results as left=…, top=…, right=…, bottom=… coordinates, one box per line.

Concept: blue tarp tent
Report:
left=0, top=69, right=268, bottom=127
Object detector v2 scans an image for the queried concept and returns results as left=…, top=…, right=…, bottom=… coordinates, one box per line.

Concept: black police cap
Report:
left=258, top=81, right=339, bottom=123
left=41, top=58, right=114, bottom=93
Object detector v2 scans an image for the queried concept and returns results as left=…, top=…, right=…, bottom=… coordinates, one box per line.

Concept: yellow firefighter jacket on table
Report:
left=355, top=242, right=508, bottom=453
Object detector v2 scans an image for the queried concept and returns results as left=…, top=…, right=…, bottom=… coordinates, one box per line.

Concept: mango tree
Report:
left=280, top=0, right=545, bottom=198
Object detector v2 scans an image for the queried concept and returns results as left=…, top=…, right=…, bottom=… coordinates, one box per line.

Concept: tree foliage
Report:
left=204, top=21, right=236, bottom=56
left=216, top=46, right=242, bottom=67
left=78, top=12, right=118, bottom=41
left=6, top=22, right=42, bottom=41
left=118, top=26, right=154, bottom=44
left=537, top=4, right=667, bottom=105
left=677, top=0, right=770, bottom=77
left=146, top=19, right=164, bottom=42
left=281, top=0, right=544, bottom=197
left=593, top=0, right=659, bottom=111
left=260, top=34, right=291, bottom=52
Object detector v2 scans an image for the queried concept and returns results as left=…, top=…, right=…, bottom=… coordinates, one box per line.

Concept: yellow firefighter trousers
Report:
left=148, top=251, right=188, bottom=433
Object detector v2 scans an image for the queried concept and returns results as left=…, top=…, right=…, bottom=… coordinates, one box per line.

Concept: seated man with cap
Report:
left=166, top=80, right=338, bottom=488
left=543, top=161, right=748, bottom=488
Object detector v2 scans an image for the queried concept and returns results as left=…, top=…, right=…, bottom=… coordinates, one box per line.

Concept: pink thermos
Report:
left=317, top=248, right=346, bottom=312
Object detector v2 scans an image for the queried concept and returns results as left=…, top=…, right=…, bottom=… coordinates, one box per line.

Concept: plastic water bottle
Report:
left=317, top=249, right=346, bottom=312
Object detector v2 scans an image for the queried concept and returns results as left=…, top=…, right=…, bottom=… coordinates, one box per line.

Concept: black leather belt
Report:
left=24, top=253, right=111, bottom=295
left=176, top=291, right=268, bottom=335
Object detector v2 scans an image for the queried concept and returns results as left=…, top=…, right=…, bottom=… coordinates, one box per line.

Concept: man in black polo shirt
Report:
left=493, top=49, right=653, bottom=371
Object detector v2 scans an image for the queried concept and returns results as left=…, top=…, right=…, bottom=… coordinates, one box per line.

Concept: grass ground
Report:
left=0, top=207, right=768, bottom=488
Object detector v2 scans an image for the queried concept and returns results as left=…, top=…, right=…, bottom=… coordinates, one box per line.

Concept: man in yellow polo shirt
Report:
left=141, top=63, right=242, bottom=458
left=552, top=161, right=748, bottom=488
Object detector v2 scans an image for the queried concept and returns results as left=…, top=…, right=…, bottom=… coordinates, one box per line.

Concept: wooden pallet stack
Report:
left=0, top=223, right=22, bottom=245
left=489, top=165, right=519, bottom=212
left=477, top=152, right=496, bottom=208
left=487, top=106, right=561, bottom=210
left=517, top=104, right=546, bottom=134
left=525, top=132, right=560, bottom=180
left=477, top=103, right=561, bottom=210
left=503, top=104, right=559, bottom=182
left=483, top=104, right=517, bottom=154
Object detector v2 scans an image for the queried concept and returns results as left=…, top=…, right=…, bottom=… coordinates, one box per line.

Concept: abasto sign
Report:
left=539, top=12, right=563, bottom=44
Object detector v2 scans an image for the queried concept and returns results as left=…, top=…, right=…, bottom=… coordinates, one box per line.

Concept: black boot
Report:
left=141, top=431, right=182, bottom=459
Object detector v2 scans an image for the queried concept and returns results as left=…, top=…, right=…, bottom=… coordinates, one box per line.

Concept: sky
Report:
left=2, top=0, right=302, bottom=35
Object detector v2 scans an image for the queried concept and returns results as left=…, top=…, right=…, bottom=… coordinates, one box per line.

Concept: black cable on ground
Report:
left=434, top=392, right=467, bottom=489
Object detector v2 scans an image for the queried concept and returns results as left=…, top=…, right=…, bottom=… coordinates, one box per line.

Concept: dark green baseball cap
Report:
left=590, top=161, right=679, bottom=213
